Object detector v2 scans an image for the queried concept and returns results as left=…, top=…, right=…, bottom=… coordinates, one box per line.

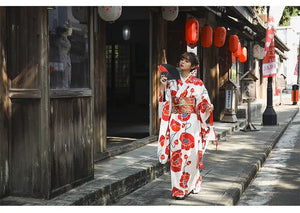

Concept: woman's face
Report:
left=179, top=56, right=194, bottom=72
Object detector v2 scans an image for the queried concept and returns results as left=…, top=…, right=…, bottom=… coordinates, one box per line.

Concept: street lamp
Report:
left=263, top=77, right=277, bottom=125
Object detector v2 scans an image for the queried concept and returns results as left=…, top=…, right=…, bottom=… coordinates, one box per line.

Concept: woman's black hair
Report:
left=179, top=52, right=199, bottom=70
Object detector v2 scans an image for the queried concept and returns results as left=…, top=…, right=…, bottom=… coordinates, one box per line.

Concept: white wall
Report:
left=277, top=24, right=299, bottom=90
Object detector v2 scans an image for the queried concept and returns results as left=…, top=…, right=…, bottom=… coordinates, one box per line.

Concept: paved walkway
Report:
left=0, top=94, right=298, bottom=205
left=114, top=104, right=299, bottom=205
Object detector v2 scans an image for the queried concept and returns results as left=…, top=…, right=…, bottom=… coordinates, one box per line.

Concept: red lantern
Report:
left=233, top=42, right=241, bottom=57
left=229, top=35, right=239, bottom=52
left=201, top=25, right=213, bottom=48
left=239, top=47, right=247, bottom=63
left=214, top=26, right=226, bottom=47
left=185, top=18, right=199, bottom=46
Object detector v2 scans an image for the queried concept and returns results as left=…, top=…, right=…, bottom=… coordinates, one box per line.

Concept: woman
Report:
left=158, top=52, right=214, bottom=199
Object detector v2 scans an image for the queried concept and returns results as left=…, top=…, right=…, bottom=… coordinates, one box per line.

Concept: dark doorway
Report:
left=106, top=7, right=150, bottom=149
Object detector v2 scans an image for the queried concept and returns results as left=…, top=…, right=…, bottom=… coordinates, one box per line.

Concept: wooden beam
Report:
left=151, top=11, right=167, bottom=135
left=94, top=8, right=107, bottom=153
left=50, top=89, right=92, bottom=98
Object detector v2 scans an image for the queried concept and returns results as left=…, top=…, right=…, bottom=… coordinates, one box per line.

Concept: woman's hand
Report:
left=206, top=104, right=214, bottom=113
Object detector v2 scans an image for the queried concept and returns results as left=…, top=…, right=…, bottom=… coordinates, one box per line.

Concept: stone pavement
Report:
left=0, top=94, right=298, bottom=206
left=114, top=97, right=299, bottom=205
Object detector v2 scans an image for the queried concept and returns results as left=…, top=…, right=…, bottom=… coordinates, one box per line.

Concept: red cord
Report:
left=209, top=111, right=213, bottom=126
left=210, top=111, right=218, bottom=151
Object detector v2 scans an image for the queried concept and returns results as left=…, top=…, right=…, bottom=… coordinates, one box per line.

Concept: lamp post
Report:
left=262, top=77, right=277, bottom=125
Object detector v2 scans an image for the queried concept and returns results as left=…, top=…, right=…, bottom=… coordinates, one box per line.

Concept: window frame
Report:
left=49, top=6, right=93, bottom=99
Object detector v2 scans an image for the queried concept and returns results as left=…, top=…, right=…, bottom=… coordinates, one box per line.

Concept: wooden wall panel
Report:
left=50, top=98, right=93, bottom=195
left=0, top=7, right=9, bottom=198
left=10, top=99, right=42, bottom=197
left=6, top=7, right=51, bottom=199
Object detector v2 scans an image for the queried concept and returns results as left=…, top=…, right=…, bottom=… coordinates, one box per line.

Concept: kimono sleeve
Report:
left=195, top=83, right=212, bottom=127
left=195, top=82, right=212, bottom=156
left=157, top=82, right=172, bottom=164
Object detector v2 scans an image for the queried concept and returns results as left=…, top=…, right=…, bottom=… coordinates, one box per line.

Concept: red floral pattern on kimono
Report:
left=180, top=132, right=195, bottom=151
left=180, top=172, right=190, bottom=188
left=170, top=150, right=183, bottom=172
left=172, top=187, right=185, bottom=197
left=158, top=73, right=212, bottom=198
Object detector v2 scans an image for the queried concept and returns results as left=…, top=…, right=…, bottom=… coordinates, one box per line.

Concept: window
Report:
left=49, top=7, right=89, bottom=89
left=106, top=44, right=131, bottom=93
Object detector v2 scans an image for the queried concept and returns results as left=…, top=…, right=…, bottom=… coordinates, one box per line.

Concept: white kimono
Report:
left=158, top=73, right=211, bottom=198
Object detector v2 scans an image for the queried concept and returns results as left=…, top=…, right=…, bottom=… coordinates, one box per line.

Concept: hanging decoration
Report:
left=98, top=6, right=122, bottom=22
left=122, top=25, right=131, bottom=40
left=239, top=47, right=247, bottom=63
left=162, top=6, right=178, bottom=21
left=214, top=26, right=226, bottom=47
left=233, top=42, right=241, bottom=57
left=185, top=18, right=199, bottom=47
left=201, top=25, right=213, bottom=48
left=229, top=35, right=239, bottom=52
left=263, top=16, right=276, bottom=78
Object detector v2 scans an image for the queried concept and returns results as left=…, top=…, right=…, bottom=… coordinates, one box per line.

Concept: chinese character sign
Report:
left=263, top=16, right=276, bottom=78
left=225, top=90, right=234, bottom=109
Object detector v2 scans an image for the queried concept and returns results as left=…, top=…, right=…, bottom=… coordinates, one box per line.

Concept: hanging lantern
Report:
left=162, top=6, right=178, bottom=21
left=122, top=25, right=131, bottom=40
left=185, top=18, right=199, bottom=47
left=201, top=25, right=213, bottom=48
left=233, top=42, right=241, bottom=57
left=239, top=47, right=247, bottom=63
left=229, top=35, right=239, bottom=52
left=98, top=6, right=122, bottom=22
left=214, top=26, right=227, bottom=47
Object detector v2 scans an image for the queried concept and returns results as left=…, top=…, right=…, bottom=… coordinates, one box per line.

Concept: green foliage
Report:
left=279, top=6, right=299, bottom=26
left=253, top=6, right=267, bottom=14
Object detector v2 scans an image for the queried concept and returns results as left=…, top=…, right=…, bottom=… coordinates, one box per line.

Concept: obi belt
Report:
left=171, top=97, right=196, bottom=114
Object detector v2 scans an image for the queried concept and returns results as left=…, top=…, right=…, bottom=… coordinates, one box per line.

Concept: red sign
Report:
left=263, top=16, right=276, bottom=78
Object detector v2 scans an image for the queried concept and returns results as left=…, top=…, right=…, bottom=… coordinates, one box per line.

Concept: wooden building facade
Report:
left=0, top=7, right=96, bottom=199
left=0, top=6, right=288, bottom=199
